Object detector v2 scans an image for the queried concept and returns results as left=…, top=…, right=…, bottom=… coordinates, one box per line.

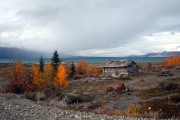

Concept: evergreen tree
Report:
left=51, top=50, right=61, bottom=71
left=39, top=56, right=44, bottom=73
left=70, top=62, right=75, bottom=78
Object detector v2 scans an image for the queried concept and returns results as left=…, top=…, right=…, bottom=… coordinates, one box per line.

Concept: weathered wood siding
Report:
left=103, top=64, right=138, bottom=77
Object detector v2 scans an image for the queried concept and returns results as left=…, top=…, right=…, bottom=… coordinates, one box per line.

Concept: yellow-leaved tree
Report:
left=77, top=60, right=87, bottom=75
left=44, top=62, right=54, bottom=87
left=6, top=59, right=26, bottom=93
left=53, top=64, right=69, bottom=87
left=86, top=64, right=93, bottom=75
left=13, top=59, right=25, bottom=85
left=32, top=64, right=44, bottom=90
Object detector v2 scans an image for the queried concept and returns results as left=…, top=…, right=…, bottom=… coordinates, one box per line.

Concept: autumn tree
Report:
left=6, top=59, right=26, bottom=93
left=53, top=64, right=69, bottom=87
left=39, top=56, right=44, bottom=74
left=44, top=63, right=54, bottom=87
left=76, top=60, right=87, bottom=75
left=13, top=59, right=25, bottom=84
left=51, top=50, right=61, bottom=71
left=32, top=64, right=44, bottom=90
left=93, top=65, right=103, bottom=76
left=86, top=64, right=93, bottom=75
left=163, top=54, right=180, bottom=67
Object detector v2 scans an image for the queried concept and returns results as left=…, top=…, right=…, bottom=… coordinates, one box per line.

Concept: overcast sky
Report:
left=0, top=0, right=180, bottom=57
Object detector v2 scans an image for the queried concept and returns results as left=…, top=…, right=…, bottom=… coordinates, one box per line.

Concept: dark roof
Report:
left=102, top=60, right=136, bottom=68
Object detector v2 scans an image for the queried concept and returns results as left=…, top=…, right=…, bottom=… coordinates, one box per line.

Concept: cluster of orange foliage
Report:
left=31, top=63, right=69, bottom=90
left=76, top=60, right=87, bottom=75
left=114, top=109, right=121, bottom=116
left=125, top=104, right=140, bottom=117
left=53, top=64, right=69, bottom=87
left=163, top=54, right=180, bottom=67
left=13, top=60, right=25, bottom=85
left=44, top=63, right=54, bottom=87
left=32, top=65, right=44, bottom=89
left=7, top=60, right=69, bottom=93
left=32, top=63, right=69, bottom=89
left=86, top=64, right=102, bottom=76
left=76, top=60, right=103, bottom=76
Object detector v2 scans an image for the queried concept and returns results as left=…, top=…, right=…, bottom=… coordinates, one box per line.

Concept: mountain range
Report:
left=0, top=47, right=180, bottom=59
left=130, top=51, right=180, bottom=57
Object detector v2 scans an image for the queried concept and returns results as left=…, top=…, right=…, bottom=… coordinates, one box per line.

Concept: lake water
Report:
left=0, top=57, right=165, bottom=64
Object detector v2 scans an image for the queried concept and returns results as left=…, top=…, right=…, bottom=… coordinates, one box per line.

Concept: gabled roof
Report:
left=102, top=60, right=136, bottom=68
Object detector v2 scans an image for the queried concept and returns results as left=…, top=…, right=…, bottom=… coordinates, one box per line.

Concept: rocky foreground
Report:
left=0, top=93, right=141, bottom=120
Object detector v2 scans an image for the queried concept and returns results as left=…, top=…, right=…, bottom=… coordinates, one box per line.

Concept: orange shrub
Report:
left=13, top=59, right=25, bottom=85
left=86, top=64, right=93, bottom=75
left=125, top=104, right=140, bottom=117
left=114, top=109, right=121, bottom=116
left=53, top=64, right=69, bottom=87
left=5, top=60, right=26, bottom=94
left=163, top=54, right=180, bottom=67
left=44, top=63, right=54, bottom=87
left=93, top=65, right=103, bottom=76
left=76, top=60, right=87, bottom=75
left=85, top=64, right=103, bottom=76
left=32, top=64, right=44, bottom=90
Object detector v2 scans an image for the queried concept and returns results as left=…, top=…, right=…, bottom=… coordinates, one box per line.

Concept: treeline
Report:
left=5, top=50, right=103, bottom=94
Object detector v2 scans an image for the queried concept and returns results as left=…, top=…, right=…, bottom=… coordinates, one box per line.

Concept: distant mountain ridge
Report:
left=130, top=51, right=180, bottom=57
left=0, top=47, right=71, bottom=59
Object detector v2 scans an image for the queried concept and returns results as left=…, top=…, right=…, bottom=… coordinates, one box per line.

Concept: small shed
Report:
left=102, top=60, right=138, bottom=77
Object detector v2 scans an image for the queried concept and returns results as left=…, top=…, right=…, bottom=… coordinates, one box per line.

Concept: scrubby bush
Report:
left=24, top=92, right=37, bottom=101
left=114, top=109, right=121, bottom=116
left=171, top=95, right=180, bottom=103
left=159, top=82, right=178, bottom=90
left=114, top=81, right=126, bottom=93
left=125, top=104, right=140, bottom=117
left=105, top=86, right=114, bottom=92
left=105, top=82, right=126, bottom=93
left=5, top=60, right=26, bottom=94
left=121, top=76, right=131, bottom=80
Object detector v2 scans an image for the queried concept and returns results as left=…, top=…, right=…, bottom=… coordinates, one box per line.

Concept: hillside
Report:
left=130, top=51, right=180, bottom=57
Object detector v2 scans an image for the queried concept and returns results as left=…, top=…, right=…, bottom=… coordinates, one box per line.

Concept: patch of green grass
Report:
left=138, top=88, right=180, bottom=99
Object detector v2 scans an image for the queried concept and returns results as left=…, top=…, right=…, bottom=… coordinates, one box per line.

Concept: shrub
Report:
left=121, top=76, right=131, bottom=80
left=76, top=60, right=87, bottom=75
left=125, top=104, right=140, bottom=117
left=171, top=95, right=180, bottom=103
left=114, top=109, right=121, bottom=116
left=73, top=74, right=82, bottom=80
left=84, top=101, right=101, bottom=110
left=159, top=82, right=178, bottom=90
left=114, top=81, right=126, bottom=93
left=24, top=92, right=37, bottom=101
left=105, top=86, right=114, bottom=92
left=5, top=60, right=26, bottom=94
left=5, top=83, right=25, bottom=94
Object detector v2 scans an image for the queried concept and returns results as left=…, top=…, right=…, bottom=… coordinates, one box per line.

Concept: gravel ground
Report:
left=0, top=93, right=141, bottom=120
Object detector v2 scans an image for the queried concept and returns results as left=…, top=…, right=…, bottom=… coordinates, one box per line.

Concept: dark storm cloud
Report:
left=0, top=0, right=180, bottom=56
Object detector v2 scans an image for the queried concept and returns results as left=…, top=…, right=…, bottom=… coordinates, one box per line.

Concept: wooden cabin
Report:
left=102, top=60, right=138, bottom=78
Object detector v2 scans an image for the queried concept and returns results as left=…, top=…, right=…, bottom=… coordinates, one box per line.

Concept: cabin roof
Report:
left=102, top=60, right=136, bottom=68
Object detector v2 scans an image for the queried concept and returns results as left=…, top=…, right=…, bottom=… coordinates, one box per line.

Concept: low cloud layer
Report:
left=0, top=0, right=180, bottom=56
